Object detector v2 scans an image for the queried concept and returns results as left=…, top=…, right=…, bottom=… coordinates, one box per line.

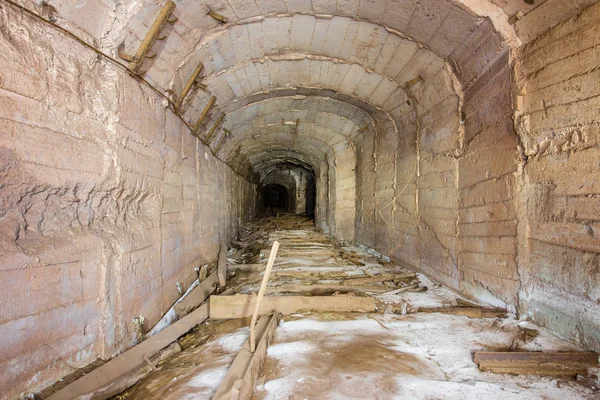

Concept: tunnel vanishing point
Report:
left=0, top=0, right=600, bottom=398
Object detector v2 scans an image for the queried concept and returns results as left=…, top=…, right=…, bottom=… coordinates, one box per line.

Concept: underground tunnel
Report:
left=0, top=0, right=599, bottom=398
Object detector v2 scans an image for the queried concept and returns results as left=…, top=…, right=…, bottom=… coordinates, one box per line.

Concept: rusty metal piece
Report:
left=175, top=63, right=204, bottom=110
left=208, top=9, right=227, bottom=23
left=204, top=113, right=225, bottom=143
left=128, top=0, right=176, bottom=74
left=193, top=96, right=216, bottom=133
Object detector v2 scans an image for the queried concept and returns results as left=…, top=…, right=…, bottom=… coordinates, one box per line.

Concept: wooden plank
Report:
left=473, top=351, right=599, bottom=376
left=213, top=314, right=278, bottom=400
left=418, top=306, right=508, bottom=318
left=266, top=283, right=391, bottom=295
left=209, top=295, right=377, bottom=319
left=173, top=271, right=218, bottom=318
left=47, top=304, right=209, bottom=400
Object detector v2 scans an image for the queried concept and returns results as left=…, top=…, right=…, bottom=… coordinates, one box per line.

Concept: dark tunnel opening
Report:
left=260, top=183, right=291, bottom=213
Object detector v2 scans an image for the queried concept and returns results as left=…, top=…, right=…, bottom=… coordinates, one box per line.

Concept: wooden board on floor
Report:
left=473, top=351, right=600, bottom=376
left=47, top=304, right=209, bottom=400
left=173, top=271, right=218, bottom=318
left=213, top=314, right=278, bottom=399
left=209, top=294, right=377, bottom=319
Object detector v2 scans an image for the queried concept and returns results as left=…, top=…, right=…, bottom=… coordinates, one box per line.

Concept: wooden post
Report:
left=249, top=241, right=279, bottom=352
left=175, top=63, right=203, bottom=110
left=204, top=113, right=225, bottom=143
left=193, top=96, right=216, bottom=133
left=128, top=0, right=176, bottom=74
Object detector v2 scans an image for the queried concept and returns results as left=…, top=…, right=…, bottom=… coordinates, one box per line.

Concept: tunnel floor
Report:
left=95, top=215, right=596, bottom=399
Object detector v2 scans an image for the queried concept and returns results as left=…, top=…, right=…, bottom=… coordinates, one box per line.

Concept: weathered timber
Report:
left=127, top=0, right=176, bottom=74
left=210, top=294, right=377, bottom=319
left=212, top=314, right=278, bottom=400
left=214, top=129, right=230, bottom=154
left=173, top=271, right=218, bottom=318
left=193, top=96, right=216, bottom=133
left=47, top=304, right=209, bottom=400
left=250, top=241, right=279, bottom=352
left=205, top=113, right=225, bottom=142
left=175, top=63, right=203, bottom=110
left=473, top=351, right=600, bottom=376
left=418, top=306, right=508, bottom=318
left=229, top=263, right=266, bottom=272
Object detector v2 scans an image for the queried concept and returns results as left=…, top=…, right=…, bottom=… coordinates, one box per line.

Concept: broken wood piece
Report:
left=176, top=63, right=204, bottom=110
left=193, top=95, right=216, bottom=132
left=218, top=243, right=228, bottom=287
left=212, top=314, right=278, bottom=400
left=418, top=306, right=508, bottom=318
left=266, top=283, right=391, bottom=295
left=250, top=241, right=280, bottom=352
left=47, top=304, right=208, bottom=400
left=128, top=0, right=176, bottom=74
left=473, top=351, right=599, bottom=377
left=379, top=284, right=420, bottom=296
left=210, top=294, right=377, bottom=319
left=173, top=271, right=218, bottom=318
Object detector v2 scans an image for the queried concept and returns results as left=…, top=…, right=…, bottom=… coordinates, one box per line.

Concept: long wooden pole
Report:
left=176, top=63, right=203, bottom=110
left=129, top=0, right=176, bottom=74
left=193, top=96, right=216, bottom=133
left=249, top=241, right=279, bottom=352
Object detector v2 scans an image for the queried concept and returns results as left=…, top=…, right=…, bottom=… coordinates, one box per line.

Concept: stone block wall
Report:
left=518, top=2, right=600, bottom=350
left=0, top=5, right=254, bottom=398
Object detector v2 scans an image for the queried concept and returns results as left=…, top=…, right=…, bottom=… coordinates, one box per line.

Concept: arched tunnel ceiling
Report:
left=22, top=0, right=598, bottom=180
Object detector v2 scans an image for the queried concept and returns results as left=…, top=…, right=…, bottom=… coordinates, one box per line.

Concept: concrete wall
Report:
left=517, top=2, right=600, bottom=350
left=353, top=21, right=521, bottom=311
left=0, top=5, right=254, bottom=398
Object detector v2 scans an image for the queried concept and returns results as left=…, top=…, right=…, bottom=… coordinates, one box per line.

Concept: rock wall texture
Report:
left=0, top=5, right=254, bottom=398
left=517, top=2, right=600, bottom=351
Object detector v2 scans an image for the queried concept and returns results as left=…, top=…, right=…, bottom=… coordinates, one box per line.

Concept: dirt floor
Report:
left=110, top=215, right=598, bottom=400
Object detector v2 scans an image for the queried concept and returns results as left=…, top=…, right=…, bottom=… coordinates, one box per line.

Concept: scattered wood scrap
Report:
left=209, top=294, right=377, bottom=319
left=418, top=306, right=508, bottom=318
left=47, top=304, right=209, bottom=400
left=173, top=271, right=218, bottom=318
left=213, top=314, right=279, bottom=399
left=473, top=351, right=600, bottom=377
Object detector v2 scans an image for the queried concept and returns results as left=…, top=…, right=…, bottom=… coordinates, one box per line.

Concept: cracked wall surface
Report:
left=0, top=5, right=254, bottom=398
left=516, top=2, right=600, bottom=351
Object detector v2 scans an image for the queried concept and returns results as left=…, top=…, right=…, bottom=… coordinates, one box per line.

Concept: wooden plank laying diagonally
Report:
left=473, top=351, right=599, bottom=376
left=213, top=314, right=279, bottom=400
left=209, top=294, right=377, bottom=319
left=47, top=304, right=209, bottom=400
